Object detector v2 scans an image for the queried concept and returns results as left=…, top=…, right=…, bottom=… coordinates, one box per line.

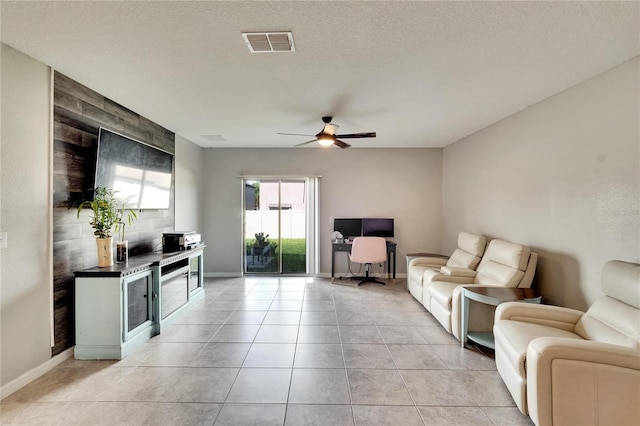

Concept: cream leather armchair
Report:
left=425, top=238, right=538, bottom=339
left=407, top=232, right=486, bottom=305
left=494, top=260, right=640, bottom=426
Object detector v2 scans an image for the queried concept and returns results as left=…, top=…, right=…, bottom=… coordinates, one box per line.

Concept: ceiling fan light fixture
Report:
left=317, top=135, right=334, bottom=146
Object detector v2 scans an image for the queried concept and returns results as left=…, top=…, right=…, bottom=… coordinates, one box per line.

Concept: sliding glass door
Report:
left=244, top=178, right=316, bottom=274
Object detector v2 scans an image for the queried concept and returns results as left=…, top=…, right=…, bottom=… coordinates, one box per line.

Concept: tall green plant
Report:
left=77, top=187, right=137, bottom=239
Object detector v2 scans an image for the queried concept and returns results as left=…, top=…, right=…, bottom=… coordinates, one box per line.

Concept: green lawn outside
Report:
left=245, top=238, right=306, bottom=273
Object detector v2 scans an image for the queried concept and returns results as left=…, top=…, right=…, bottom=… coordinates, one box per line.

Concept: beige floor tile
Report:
left=244, top=291, right=277, bottom=301
left=400, top=369, right=477, bottom=406
left=191, top=342, right=251, bottom=367
left=419, top=406, right=493, bottom=425
left=352, top=405, right=424, bottom=425
left=297, top=325, right=340, bottom=343
left=342, top=344, right=395, bottom=369
left=387, top=344, right=447, bottom=370
left=338, top=326, right=384, bottom=343
left=336, top=311, right=374, bottom=326
left=143, top=402, right=222, bottom=425
left=288, top=369, right=350, bottom=404
left=139, top=342, right=206, bottom=367
left=269, top=300, right=304, bottom=311
left=432, top=344, right=496, bottom=369
left=226, top=368, right=292, bottom=403
left=0, top=401, right=95, bottom=425
left=243, top=343, right=296, bottom=367
left=254, top=325, right=299, bottom=343
left=300, top=310, right=338, bottom=325
left=274, top=291, right=305, bottom=301
left=302, top=291, right=334, bottom=301
left=293, top=343, right=345, bottom=368
left=41, top=365, right=136, bottom=402
left=177, top=309, right=233, bottom=325
left=151, top=324, right=220, bottom=343
left=378, top=325, right=427, bottom=344
left=236, top=300, right=273, bottom=310
left=169, top=367, right=239, bottom=402
left=301, top=300, right=336, bottom=311
left=347, top=369, right=413, bottom=405
left=224, top=310, right=267, bottom=324
left=214, top=403, right=286, bottom=425
left=285, top=404, right=354, bottom=425
left=211, top=324, right=260, bottom=342
left=481, top=406, right=535, bottom=425
left=263, top=310, right=302, bottom=325
left=76, top=401, right=157, bottom=425
left=455, top=370, right=515, bottom=406
left=334, top=300, right=366, bottom=312
left=99, top=366, right=185, bottom=402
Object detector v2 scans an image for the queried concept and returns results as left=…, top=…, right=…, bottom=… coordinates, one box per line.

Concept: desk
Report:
left=460, top=286, right=541, bottom=349
left=332, top=241, right=397, bottom=281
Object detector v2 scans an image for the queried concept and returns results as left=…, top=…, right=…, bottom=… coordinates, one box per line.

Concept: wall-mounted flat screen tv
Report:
left=333, top=218, right=362, bottom=239
left=362, top=218, right=394, bottom=238
left=95, top=128, right=173, bottom=210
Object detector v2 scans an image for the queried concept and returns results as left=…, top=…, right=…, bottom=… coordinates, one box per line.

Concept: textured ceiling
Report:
left=1, top=1, right=638, bottom=148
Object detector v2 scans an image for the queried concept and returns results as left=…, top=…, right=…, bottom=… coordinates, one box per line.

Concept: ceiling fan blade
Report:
left=335, top=132, right=376, bottom=139
left=334, top=139, right=351, bottom=149
left=295, top=139, right=318, bottom=147
left=278, top=132, right=315, bottom=137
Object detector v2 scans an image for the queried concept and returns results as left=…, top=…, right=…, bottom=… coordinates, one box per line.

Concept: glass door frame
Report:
left=241, top=176, right=319, bottom=275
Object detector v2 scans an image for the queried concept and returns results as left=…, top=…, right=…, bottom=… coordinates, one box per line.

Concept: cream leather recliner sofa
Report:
left=407, top=232, right=486, bottom=304
left=426, top=239, right=538, bottom=340
left=494, top=260, right=640, bottom=426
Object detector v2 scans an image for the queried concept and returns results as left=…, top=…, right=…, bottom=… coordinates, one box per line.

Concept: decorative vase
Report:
left=96, top=236, right=114, bottom=267
left=116, top=240, right=128, bottom=263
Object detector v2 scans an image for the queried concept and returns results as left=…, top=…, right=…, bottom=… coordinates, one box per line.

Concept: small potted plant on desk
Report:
left=77, top=187, right=137, bottom=267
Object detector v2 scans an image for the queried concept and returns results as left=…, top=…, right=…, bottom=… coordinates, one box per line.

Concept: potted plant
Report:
left=77, top=187, right=136, bottom=267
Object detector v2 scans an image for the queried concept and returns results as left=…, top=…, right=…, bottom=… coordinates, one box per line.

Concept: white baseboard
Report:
left=204, top=272, right=407, bottom=279
left=204, top=272, right=242, bottom=278
left=1, top=347, right=74, bottom=400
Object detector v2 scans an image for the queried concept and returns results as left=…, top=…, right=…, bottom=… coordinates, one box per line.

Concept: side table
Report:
left=460, top=286, right=541, bottom=349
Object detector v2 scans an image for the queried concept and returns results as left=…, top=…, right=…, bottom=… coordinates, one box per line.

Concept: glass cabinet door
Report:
left=189, top=254, right=202, bottom=293
left=123, top=270, right=153, bottom=339
left=160, top=260, right=189, bottom=320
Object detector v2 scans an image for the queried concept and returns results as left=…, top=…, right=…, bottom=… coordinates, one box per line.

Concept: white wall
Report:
left=0, top=44, right=53, bottom=386
left=443, top=57, right=640, bottom=310
left=202, top=148, right=443, bottom=275
left=174, top=134, right=204, bottom=233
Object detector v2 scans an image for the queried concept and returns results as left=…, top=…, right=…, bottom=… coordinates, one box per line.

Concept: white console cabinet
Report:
left=74, top=246, right=204, bottom=360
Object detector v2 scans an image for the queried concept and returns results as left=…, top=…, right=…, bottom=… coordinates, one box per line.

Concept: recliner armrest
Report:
left=409, top=256, right=448, bottom=269
left=526, top=337, right=640, bottom=426
left=495, top=302, right=584, bottom=332
left=441, top=266, right=477, bottom=278
left=424, top=271, right=476, bottom=284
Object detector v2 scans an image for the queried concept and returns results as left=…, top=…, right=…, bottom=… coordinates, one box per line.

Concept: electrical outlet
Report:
left=0, top=232, right=7, bottom=249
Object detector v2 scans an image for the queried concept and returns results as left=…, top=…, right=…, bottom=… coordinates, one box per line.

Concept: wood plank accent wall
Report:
left=52, top=72, right=175, bottom=356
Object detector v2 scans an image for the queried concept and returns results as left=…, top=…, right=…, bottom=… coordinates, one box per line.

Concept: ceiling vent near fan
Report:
left=201, top=134, right=227, bottom=142
left=242, top=31, right=295, bottom=53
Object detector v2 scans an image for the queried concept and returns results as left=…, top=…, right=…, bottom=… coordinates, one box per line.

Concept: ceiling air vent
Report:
left=201, top=134, right=227, bottom=142
left=242, top=32, right=295, bottom=53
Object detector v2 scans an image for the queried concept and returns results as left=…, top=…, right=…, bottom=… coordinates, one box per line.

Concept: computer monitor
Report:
left=362, top=218, right=394, bottom=238
left=333, top=218, right=362, bottom=239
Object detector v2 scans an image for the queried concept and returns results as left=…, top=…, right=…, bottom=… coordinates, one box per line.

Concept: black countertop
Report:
left=74, top=245, right=205, bottom=278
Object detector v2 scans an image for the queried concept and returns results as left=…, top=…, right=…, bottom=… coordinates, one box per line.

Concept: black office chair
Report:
left=349, top=237, right=387, bottom=285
